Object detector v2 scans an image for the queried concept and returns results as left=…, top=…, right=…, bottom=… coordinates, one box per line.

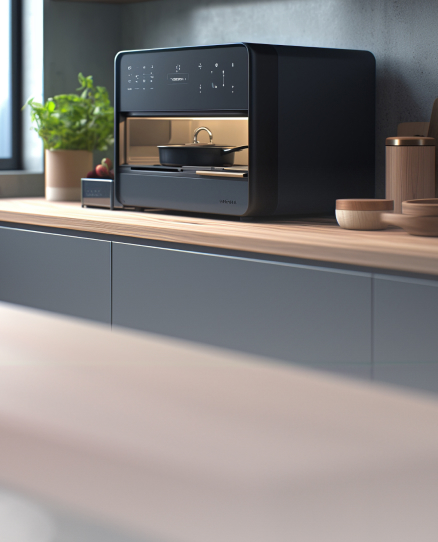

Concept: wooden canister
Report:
left=45, top=149, right=93, bottom=201
left=335, top=199, right=394, bottom=230
left=386, top=136, right=435, bottom=214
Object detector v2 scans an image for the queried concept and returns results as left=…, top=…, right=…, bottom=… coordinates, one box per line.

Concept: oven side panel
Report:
left=274, top=45, right=376, bottom=215
left=243, top=43, right=278, bottom=217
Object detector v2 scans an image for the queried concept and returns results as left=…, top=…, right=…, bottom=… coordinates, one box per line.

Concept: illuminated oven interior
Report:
left=120, top=117, right=249, bottom=167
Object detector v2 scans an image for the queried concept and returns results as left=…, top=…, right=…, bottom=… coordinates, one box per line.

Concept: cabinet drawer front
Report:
left=112, top=243, right=371, bottom=364
left=0, top=227, right=111, bottom=323
left=374, top=275, right=438, bottom=363
left=373, top=363, right=438, bottom=395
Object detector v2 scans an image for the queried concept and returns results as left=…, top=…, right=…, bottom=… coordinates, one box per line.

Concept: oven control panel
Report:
left=117, top=44, right=248, bottom=112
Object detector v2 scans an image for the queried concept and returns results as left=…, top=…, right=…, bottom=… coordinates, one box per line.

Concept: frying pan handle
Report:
left=193, top=126, right=213, bottom=144
left=222, top=145, right=249, bottom=155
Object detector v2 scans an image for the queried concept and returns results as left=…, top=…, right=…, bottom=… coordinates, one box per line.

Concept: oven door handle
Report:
left=196, top=170, right=248, bottom=178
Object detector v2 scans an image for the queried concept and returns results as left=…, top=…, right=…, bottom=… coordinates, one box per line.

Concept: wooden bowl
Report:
left=335, top=199, right=394, bottom=230
left=381, top=213, right=438, bottom=236
left=402, top=199, right=438, bottom=217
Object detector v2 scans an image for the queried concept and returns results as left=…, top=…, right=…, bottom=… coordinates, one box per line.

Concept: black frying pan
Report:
left=158, top=126, right=248, bottom=167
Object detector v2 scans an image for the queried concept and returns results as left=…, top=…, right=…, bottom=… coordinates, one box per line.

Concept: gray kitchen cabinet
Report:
left=373, top=274, right=438, bottom=394
left=112, top=242, right=372, bottom=365
left=307, top=362, right=372, bottom=380
left=373, top=363, right=438, bottom=396
left=0, top=226, right=111, bottom=323
left=4, top=221, right=438, bottom=392
left=373, top=274, right=438, bottom=363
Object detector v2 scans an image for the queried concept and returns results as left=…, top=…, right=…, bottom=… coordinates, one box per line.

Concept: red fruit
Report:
left=95, top=164, right=109, bottom=178
left=101, top=157, right=113, bottom=170
left=86, top=170, right=95, bottom=178
left=109, top=169, right=114, bottom=179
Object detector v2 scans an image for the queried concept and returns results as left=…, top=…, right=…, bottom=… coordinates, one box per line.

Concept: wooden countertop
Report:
left=1, top=301, right=438, bottom=542
left=0, top=197, right=438, bottom=275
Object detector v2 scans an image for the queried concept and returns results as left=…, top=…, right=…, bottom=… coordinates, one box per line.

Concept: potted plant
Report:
left=25, top=73, right=114, bottom=201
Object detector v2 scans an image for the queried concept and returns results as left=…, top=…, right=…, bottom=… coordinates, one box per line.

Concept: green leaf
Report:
left=24, top=72, right=114, bottom=151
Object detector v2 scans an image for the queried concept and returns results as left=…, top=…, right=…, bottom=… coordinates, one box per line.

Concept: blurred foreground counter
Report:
left=0, top=302, right=438, bottom=542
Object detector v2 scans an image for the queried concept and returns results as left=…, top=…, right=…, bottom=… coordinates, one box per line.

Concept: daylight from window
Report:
left=0, top=0, right=12, bottom=159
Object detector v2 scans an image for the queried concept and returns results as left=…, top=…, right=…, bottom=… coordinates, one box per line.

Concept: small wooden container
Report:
left=386, top=136, right=435, bottom=214
left=336, top=199, right=394, bottom=230
left=401, top=198, right=438, bottom=217
left=45, top=149, right=93, bottom=201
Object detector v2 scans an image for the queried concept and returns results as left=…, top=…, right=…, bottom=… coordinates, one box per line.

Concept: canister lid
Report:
left=386, top=136, right=435, bottom=146
left=336, top=199, right=394, bottom=211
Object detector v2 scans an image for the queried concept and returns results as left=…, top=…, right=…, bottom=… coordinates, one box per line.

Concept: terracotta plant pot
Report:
left=45, top=149, right=93, bottom=201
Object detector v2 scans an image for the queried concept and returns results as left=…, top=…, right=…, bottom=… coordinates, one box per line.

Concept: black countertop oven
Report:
left=114, top=43, right=375, bottom=217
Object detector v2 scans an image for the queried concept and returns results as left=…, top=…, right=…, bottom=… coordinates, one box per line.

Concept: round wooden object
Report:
left=385, top=138, right=435, bottom=214
left=386, top=136, right=435, bottom=146
left=335, top=199, right=394, bottom=230
left=402, top=198, right=438, bottom=217
left=45, top=149, right=93, bottom=202
left=336, top=199, right=394, bottom=211
left=381, top=213, right=438, bottom=236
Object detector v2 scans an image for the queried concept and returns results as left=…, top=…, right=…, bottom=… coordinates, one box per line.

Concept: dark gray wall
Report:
left=43, top=0, right=123, bottom=164
left=44, top=0, right=122, bottom=100
left=120, top=0, right=438, bottom=196
left=45, top=0, right=438, bottom=196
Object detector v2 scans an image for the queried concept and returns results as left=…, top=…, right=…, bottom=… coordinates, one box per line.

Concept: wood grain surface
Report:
left=335, top=209, right=389, bottom=231
left=1, top=302, right=438, bottom=542
left=402, top=198, right=438, bottom=217
left=397, top=121, right=430, bottom=137
left=386, top=145, right=435, bottom=213
left=336, top=199, right=394, bottom=211
left=381, top=213, right=438, bottom=237
left=427, top=98, right=438, bottom=196
left=1, top=198, right=438, bottom=275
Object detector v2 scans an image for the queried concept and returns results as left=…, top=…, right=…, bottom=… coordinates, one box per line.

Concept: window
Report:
left=0, top=0, right=20, bottom=170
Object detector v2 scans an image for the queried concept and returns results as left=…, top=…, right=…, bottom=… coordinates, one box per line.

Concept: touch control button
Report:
left=167, top=73, right=189, bottom=84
